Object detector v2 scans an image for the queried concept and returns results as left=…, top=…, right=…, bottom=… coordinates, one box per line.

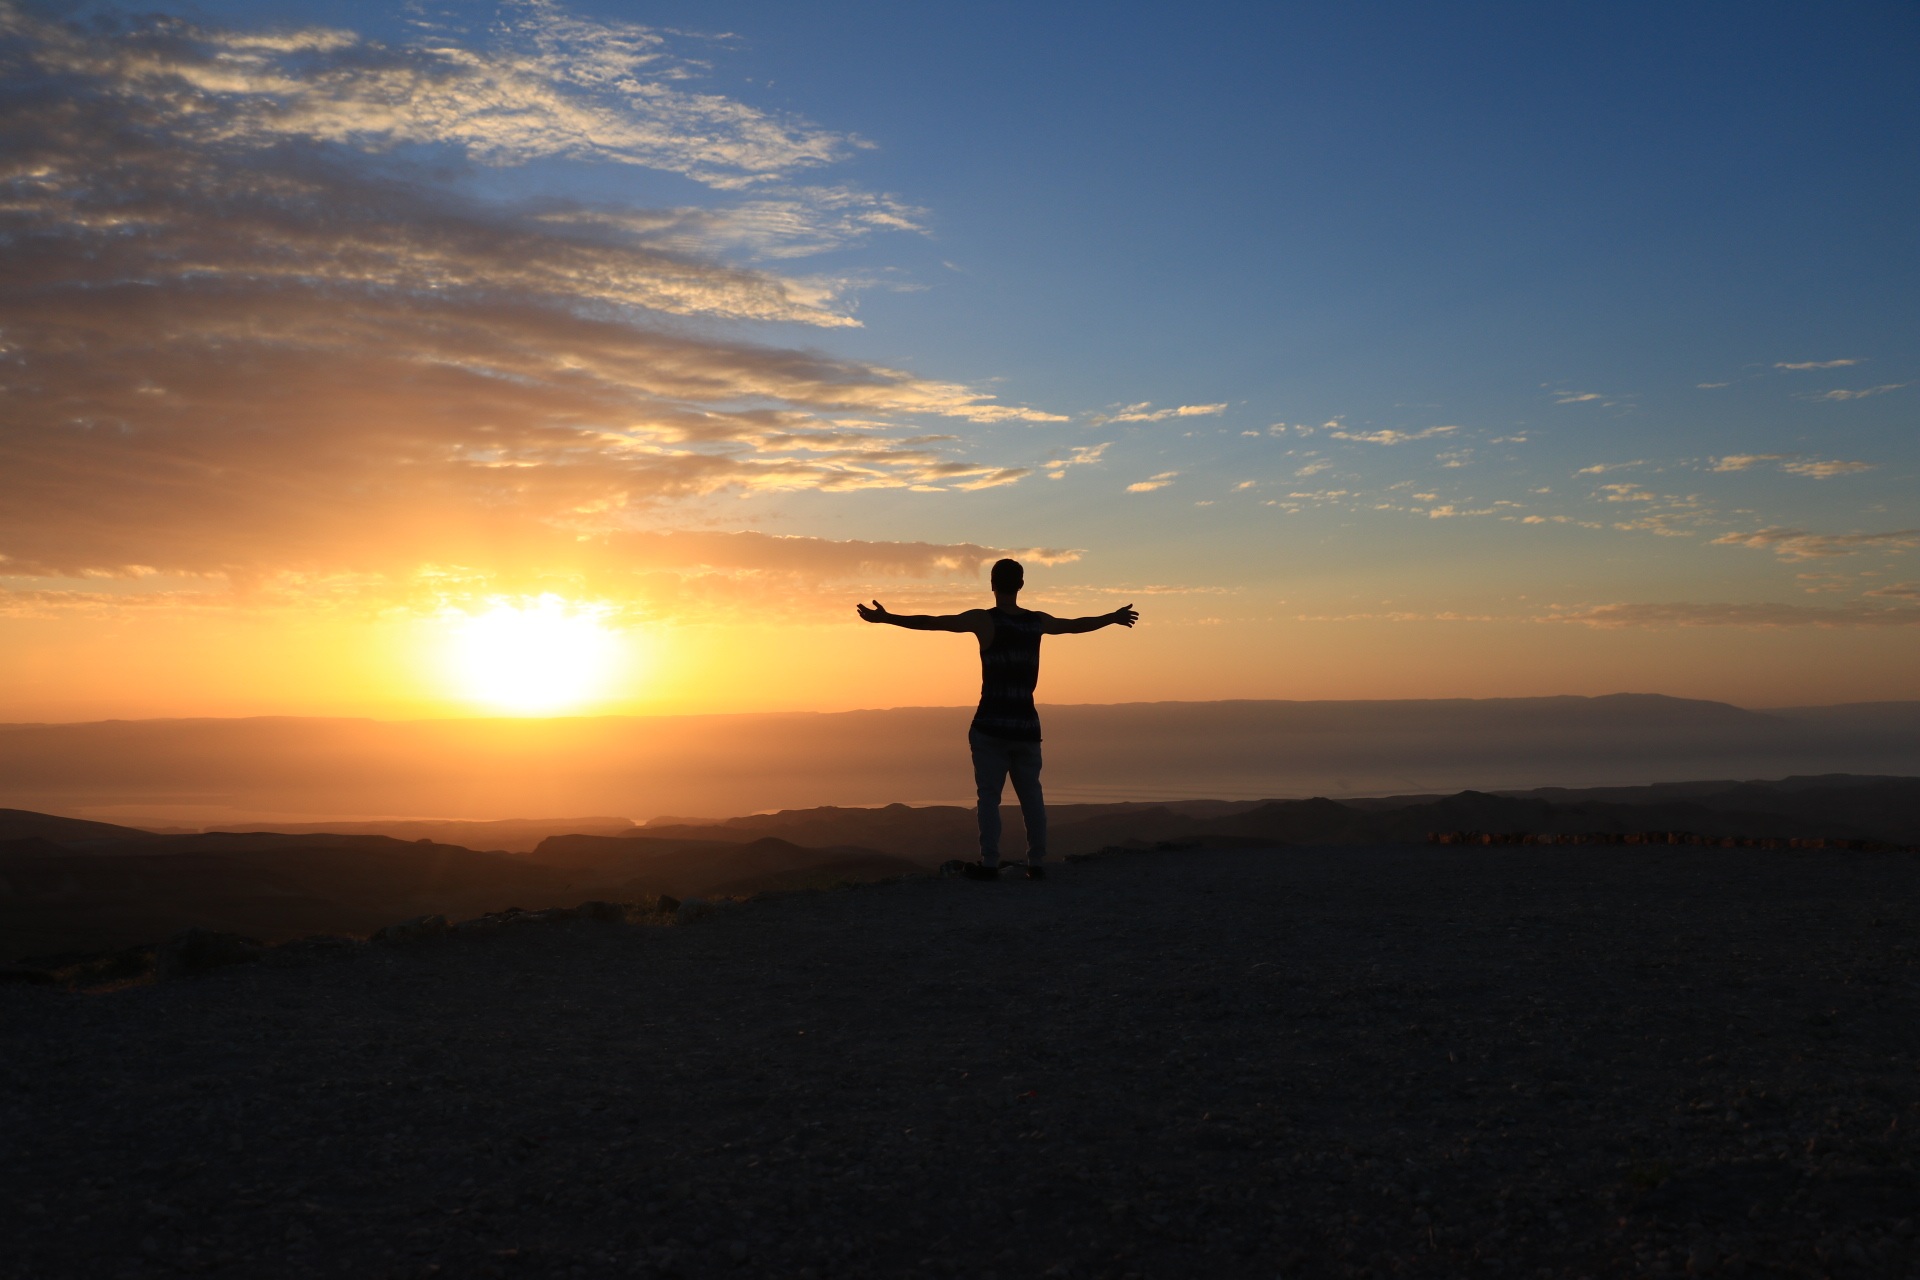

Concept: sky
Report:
left=1, top=0, right=1916, bottom=722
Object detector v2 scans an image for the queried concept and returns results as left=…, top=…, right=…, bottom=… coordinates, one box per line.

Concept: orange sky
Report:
left=4, top=590, right=1915, bottom=724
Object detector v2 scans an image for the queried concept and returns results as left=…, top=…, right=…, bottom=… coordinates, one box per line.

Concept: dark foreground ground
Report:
left=4, top=844, right=1918, bottom=1280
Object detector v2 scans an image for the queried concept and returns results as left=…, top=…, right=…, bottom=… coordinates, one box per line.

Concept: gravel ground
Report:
left=4, top=842, right=1919, bottom=1280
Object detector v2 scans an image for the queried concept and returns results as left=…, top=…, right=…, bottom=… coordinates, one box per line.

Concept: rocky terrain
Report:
left=4, top=840, right=1918, bottom=1278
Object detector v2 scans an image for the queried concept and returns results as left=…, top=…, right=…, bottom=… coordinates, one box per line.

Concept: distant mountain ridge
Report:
left=2, top=696, right=1916, bottom=822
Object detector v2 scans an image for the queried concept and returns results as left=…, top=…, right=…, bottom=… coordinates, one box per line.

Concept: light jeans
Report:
left=969, top=727, right=1046, bottom=868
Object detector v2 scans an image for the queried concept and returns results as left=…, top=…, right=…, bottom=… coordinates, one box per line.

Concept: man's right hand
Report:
left=1111, top=604, right=1139, bottom=627
left=856, top=600, right=890, bottom=623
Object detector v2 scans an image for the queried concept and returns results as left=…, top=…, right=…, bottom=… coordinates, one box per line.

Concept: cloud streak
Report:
left=1809, top=384, right=1907, bottom=402
left=1712, top=455, right=1874, bottom=478
left=1547, top=601, right=1920, bottom=628
left=1327, top=425, right=1457, bottom=446
left=1091, top=402, right=1229, bottom=425
left=1709, top=528, right=1920, bottom=562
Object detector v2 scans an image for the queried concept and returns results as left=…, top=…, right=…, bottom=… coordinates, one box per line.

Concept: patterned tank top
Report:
left=971, top=607, right=1045, bottom=742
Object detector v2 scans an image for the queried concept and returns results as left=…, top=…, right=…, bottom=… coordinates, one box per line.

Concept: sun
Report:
left=443, top=596, right=624, bottom=715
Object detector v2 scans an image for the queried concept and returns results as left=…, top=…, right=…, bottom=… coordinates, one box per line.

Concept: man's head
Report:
left=989, top=557, right=1024, bottom=595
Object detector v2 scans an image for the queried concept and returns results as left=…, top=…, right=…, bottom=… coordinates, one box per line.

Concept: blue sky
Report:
left=3, top=0, right=1917, bottom=715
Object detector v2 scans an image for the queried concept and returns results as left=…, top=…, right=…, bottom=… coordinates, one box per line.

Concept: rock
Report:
left=938, top=859, right=968, bottom=878
left=576, top=900, right=628, bottom=923
left=156, top=928, right=263, bottom=978
left=676, top=898, right=715, bottom=924
left=372, top=915, right=450, bottom=944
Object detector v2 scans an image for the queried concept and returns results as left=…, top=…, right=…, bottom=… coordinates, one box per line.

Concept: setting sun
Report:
left=444, top=596, right=625, bottom=715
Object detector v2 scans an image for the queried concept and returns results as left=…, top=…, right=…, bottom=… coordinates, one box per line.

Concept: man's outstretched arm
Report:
left=856, top=601, right=989, bottom=633
left=1042, top=604, right=1139, bottom=635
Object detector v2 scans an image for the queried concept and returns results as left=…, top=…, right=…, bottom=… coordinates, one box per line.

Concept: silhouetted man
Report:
left=857, top=558, right=1138, bottom=880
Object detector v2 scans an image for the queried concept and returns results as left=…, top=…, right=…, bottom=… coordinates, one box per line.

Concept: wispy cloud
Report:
left=0, top=3, right=1063, bottom=602
left=1091, top=402, right=1228, bottom=425
left=1126, top=472, right=1180, bottom=493
left=1809, top=384, right=1906, bottom=401
left=0, top=531, right=1084, bottom=622
left=1575, top=460, right=1648, bottom=475
left=1545, top=601, right=1920, bottom=628
left=36, top=0, right=862, bottom=190
left=1865, top=581, right=1920, bottom=601
left=1711, top=454, right=1874, bottom=478
left=1710, top=528, right=1920, bottom=562
left=1043, top=442, right=1111, bottom=480
left=1781, top=459, right=1876, bottom=478
left=1774, top=359, right=1860, bottom=370
left=542, top=186, right=928, bottom=260
left=1710, top=454, right=1784, bottom=472
left=1326, top=425, right=1457, bottom=445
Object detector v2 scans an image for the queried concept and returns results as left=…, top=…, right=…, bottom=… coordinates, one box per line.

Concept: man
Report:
left=856, top=558, right=1138, bottom=880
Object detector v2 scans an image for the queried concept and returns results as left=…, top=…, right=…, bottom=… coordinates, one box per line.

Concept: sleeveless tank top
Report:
left=971, top=608, right=1044, bottom=742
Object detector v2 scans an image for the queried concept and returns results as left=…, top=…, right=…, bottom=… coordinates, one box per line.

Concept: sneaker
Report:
left=1024, top=864, right=1047, bottom=880
left=962, top=861, right=1001, bottom=881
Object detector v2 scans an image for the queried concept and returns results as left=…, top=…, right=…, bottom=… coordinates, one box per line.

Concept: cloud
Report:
left=1696, top=382, right=1731, bottom=389
left=1709, top=528, right=1920, bottom=562
left=0, top=530, right=1085, bottom=622
left=1294, top=460, right=1333, bottom=478
left=23, top=0, right=859, bottom=190
left=1092, top=402, right=1229, bottom=425
left=1609, top=515, right=1698, bottom=537
left=1546, top=601, right=1920, bottom=628
left=613, top=531, right=1076, bottom=578
left=1293, top=611, right=1500, bottom=623
left=543, top=186, right=929, bottom=261
left=1712, top=454, right=1874, bottom=478
left=1710, top=455, right=1784, bottom=472
left=1774, top=359, right=1859, bottom=370
left=1126, top=472, right=1180, bottom=493
left=1553, top=391, right=1605, bottom=404
left=1597, top=484, right=1655, bottom=502
left=1326, top=425, right=1457, bottom=446
left=1575, top=460, right=1648, bottom=475
left=1865, top=581, right=1920, bottom=601
left=1780, top=459, right=1875, bottom=478
left=1809, top=384, right=1907, bottom=401
left=1043, top=442, right=1111, bottom=480
left=0, top=3, right=1062, bottom=600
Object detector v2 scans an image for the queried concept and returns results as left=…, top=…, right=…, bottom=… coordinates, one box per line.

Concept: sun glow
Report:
left=443, top=596, right=625, bottom=714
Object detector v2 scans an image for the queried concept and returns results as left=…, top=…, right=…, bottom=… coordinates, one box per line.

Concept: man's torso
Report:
left=971, top=607, right=1045, bottom=742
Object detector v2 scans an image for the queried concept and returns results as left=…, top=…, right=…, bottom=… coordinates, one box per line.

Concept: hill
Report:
left=0, top=808, right=156, bottom=844
left=0, top=828, right=911, bottom=962
left=7, top=772, right=1914, bottom=961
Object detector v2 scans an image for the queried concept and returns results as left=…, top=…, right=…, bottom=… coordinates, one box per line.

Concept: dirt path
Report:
left=4, top=843, right=1918, bottom=1279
